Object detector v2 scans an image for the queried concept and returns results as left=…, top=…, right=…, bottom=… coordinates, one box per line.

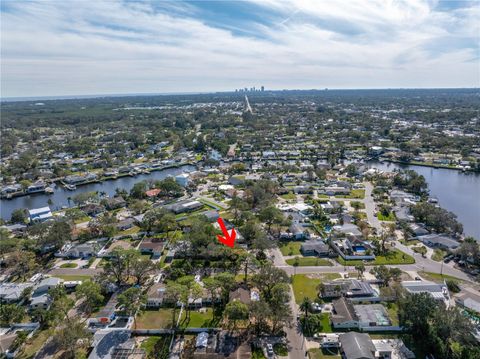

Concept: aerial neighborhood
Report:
left=1, top=90, right=480, bottom=359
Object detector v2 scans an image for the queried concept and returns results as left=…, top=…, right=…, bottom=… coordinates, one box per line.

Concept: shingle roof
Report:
left=339, top=332, right=375, bottom=359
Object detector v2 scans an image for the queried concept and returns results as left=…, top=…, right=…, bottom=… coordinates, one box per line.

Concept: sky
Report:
left=1, top=0, right=479, bottom=98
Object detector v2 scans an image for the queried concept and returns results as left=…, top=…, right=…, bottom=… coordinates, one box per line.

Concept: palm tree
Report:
left=355, top=263, right=366, bottom=279
left=300, top=297, right=312, bottom=319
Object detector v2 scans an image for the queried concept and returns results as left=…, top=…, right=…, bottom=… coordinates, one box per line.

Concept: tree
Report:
left=300, top=297, right=312, bottom=320
left=117, top=287, right=146, bottom=328
left=10, top=250, right=38, bottom=280
left=11, top=208, right=27, bottom=224
left=248, top=300, right=271, bottom=335
left=355, top=263, right=365, bottom=279
left=398, top=292, right=436, bottom=339
left=214, top=272, right=236, bottom=305
left=102, top=248, right=139, bottom=285
left=370, top=265, right=392, bottom=286
left=130, top=181, right=148, bottom=199
left=75, top=281, right=104, bottom=314
left=203, top=277, right=221, bottom=315
left=252, top=262, right=290, bottom=302
left=55, top=318, right=91, bottom=358
left=224, top=301, right=248, bottom=331
left=165, top=282, right=185, bottom=328
left=258, top=206, right=283, bottom=234
left=131, top=257, right=157, bottom=285
left=0, top=304, right=25, bottom=326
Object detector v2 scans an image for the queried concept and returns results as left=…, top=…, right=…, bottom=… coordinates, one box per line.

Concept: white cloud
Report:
left=1, top=0, right=478, bottom=97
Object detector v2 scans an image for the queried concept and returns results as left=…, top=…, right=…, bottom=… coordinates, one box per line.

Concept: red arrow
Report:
left=217, top=217, right=236, bottom=248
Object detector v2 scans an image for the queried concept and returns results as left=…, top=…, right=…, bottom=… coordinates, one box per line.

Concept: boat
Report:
left=64, top=184, right=77, bottom=190
left=45, top=187, right=54, bottom=194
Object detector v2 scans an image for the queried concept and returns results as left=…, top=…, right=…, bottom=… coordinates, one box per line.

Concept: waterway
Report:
left=0, top=165, right=195, bottom=220
left=366, top=161, right=480, bottom=240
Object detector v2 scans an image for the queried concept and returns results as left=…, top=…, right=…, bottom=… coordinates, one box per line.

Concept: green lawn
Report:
left=54, top=274, right=92, bottom=281
left=292, top=274, right=341, bottom=304
left=273, top=343, right=288, bottom=356
left=350, top=201, right=366, bottom=210
left=59, top=262, right=78, bottom=268
left=17, top=329, right=54, bottom=359
left=252, top=347, right=267, bottom=359
left=179, top=308, right=219, bottom=328
left=279, top=241, right=303, bottom=256
left=120, top=225, right=141, bottom=235
left=286, top=257, right=333, bottom=266
left=308, top=348, right=341, bottom=359
left=336, top=249, right=414, bottom=266
left=431, top=249, right=446, bottom=262
left=377, top=212, right=396, bottom=221
left=335, top=189, right=365, bottom=199
left=418, top=271, right=465, bottom=283
left=140, top=335, right=171, bottom=358
left=386, top=302, right=399, bottom=326
left=280, top=192, right=296, bottom=201
left=319, top=313, right=333, bottom=333
left=136, top=309, right=177, bottom=329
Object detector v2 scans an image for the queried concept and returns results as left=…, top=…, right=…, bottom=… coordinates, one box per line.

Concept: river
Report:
left=0, top=165, right=195, bottom=220
left=366, top=161, right=480, bottom=240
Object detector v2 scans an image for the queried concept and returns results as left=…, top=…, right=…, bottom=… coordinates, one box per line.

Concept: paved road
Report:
left=285, top=286, right=307, bottom=359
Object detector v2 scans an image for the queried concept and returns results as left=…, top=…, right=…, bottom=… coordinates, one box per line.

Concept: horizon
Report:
left=1, top=0, right=479, bottom=98
left=2, top=86, right=478, bottom=103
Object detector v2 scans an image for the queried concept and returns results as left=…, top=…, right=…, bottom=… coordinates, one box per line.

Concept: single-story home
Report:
left=28, top=206, right=53, bottom=223
left=417, top=234, right=460, bottom=250
left=301, top=240, right=330, bottom=257
left=139, top=238, right=164, bottom=258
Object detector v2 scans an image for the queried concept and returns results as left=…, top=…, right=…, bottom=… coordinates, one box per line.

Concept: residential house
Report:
left=401, top=280, right=450, bottom=307
left=300, top=240, right=330, bottom=257
left=104, top=197, right=127, bottom=210
left=331, top=298, right=393, bottom=330
left=28, top=206, right=53, bottom=223
left=164, top=199, right=203, bottom=214
left=33, top=277, right=63, bottom=296
left=139, top=238, right=164, bottom=258
left=0, top=283, right=33, bottom=303
left=115, top=218, right=135, bottom=231
left=175, top=173, right=189, bottom=187
left=321, top=279, right=376, bottom=299
left=417, top=234, right=460, bottom=250
left=146, top=283, right=167, bottom=308
left=339, top=332, right=375, bottom=359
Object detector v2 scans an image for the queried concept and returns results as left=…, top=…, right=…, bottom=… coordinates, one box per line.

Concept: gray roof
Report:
left=339, top=332, right=375, bottom=359
left=301, top=240, right=329, bottom=253
left=89, top=330, right=131, bottom=359
left=418, top=234, right=460, bottom=249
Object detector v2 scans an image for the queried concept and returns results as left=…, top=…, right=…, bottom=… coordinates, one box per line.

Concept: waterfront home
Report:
left=417, top=233, right=460, bottom=250
left=175, top=173, right=189, bottom=187
left=28, top=206, right=53, bottom=223
left=1, top=184, right=22, bottom=196
left=104, top=196, right=126, bottom=210
left=408, top=223, right=429, bottom=237
left=26, top=181, right=46, bottom=194
left=80, top=203, right=105, bottom=216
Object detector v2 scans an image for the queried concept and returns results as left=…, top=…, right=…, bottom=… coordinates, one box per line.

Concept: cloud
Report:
left=1, top=0, right=478, bottom=97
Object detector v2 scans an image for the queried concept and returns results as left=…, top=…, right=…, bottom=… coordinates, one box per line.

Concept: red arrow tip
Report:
left=217, top=218, right=236, bottom=248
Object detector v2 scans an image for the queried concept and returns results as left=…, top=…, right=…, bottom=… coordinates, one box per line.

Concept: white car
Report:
left=266, top=344, right=274, bottom=357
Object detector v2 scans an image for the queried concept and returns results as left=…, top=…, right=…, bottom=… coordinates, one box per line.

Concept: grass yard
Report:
left=273, top=343, right=288, bottom=356
left=179, top=308, right=219, bottom=328
left=292, top=274, right=341, bottom=304
left=431, top=249, right=447, bottom=262
left=336, top=249, right=414, bottom=266
left=59, top=262, right=78, bottom=268
left=17, top=329, right=54, bottom=359
left=377, top=212, right=396, bottom=221
left=350, top=201, right=366, bottom=210
left=418, top=271, right=465, bottom=283
left=54, top=274, right=92, bottom=281
left=140, top=335, right=171, bottom=357
left=308, top=347, right=340, bottom=359
left=136, top=308, right=177, bottom=329
left=279, top=241, right=303, bottom=256
left=286, top=257, right=333, bottom=266
left=252, top=347, right=267, bottom=359
left=386, top=302, right=400, bottom=326
left=280, top=192, right=296, bottom=201
left=335, top=189, right=365, bottom=199
left=119, top=225, right=141, bottom=236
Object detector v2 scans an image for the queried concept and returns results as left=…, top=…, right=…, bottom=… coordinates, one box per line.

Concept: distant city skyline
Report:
left=1, top=0, right=479, bottom=97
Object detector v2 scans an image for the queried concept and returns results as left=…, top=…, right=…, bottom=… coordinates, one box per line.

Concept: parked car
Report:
left=266, top=344, right=274, bottom=357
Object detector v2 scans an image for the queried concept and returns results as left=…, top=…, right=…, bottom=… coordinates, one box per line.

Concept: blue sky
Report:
left=1, top=0, right=479, bottom=97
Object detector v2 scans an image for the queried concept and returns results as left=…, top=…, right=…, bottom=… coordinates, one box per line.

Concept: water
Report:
left=0, top=165, right=195, bottom=219
left=367, top=161, right=480, bottom=240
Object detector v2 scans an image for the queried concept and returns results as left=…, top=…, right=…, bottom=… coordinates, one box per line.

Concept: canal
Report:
left=367, top=161, right=480, bottom=240
left=0, top=165, right=195, bottom=220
